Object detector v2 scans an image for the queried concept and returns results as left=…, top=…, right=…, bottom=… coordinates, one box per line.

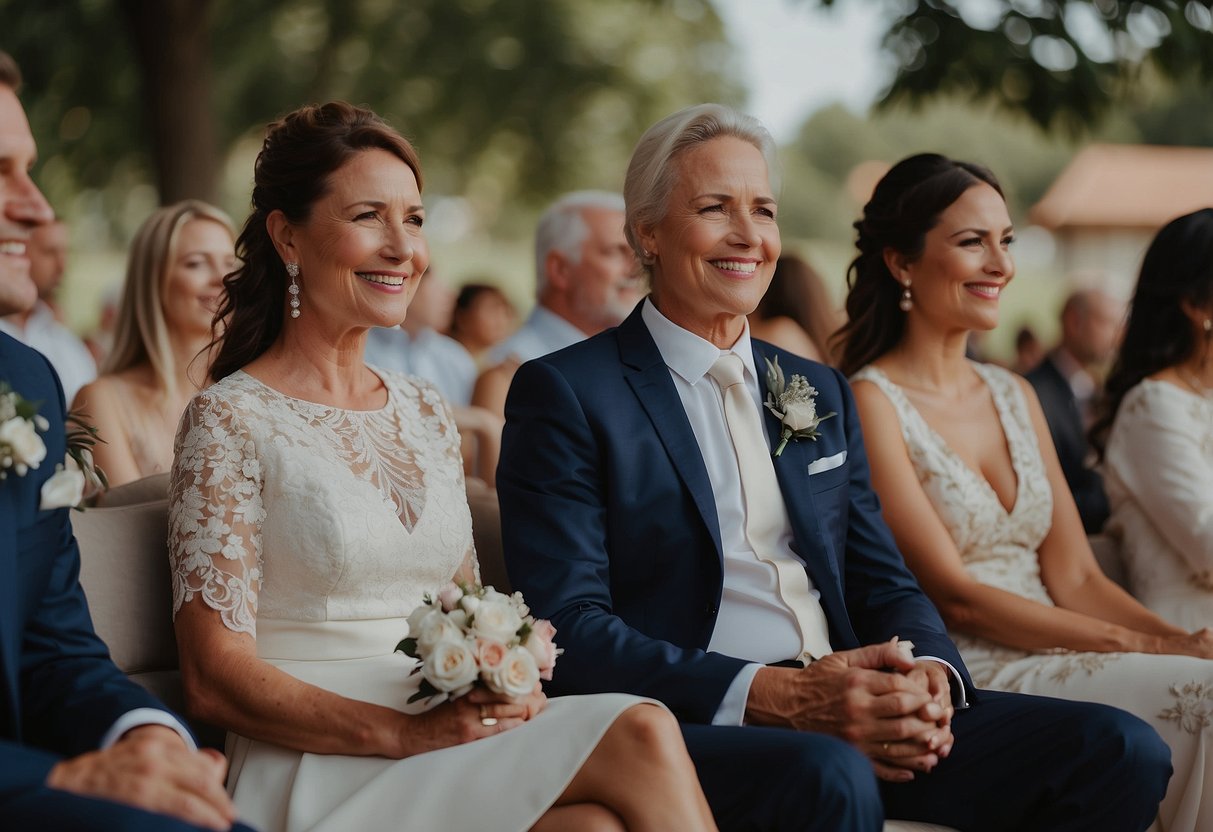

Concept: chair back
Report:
left=467, top=476, right=509, bottom=593
left=72, top=473, right=225, bottom=748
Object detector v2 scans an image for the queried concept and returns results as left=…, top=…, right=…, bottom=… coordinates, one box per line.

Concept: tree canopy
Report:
left=815, top=0, right=1213, bottom=135
left=4, top=0, right=740, bottom=240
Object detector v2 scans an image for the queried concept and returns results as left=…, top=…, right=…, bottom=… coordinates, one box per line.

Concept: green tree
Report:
left=4, top=0, right=740, bottom=238
left=815, top=0, right=1213, bottom=135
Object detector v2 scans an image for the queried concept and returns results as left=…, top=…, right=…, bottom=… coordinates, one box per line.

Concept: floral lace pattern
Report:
left=1160, top=682, right=1213, bottom=735
left=169, top=369, right=476, bottom=636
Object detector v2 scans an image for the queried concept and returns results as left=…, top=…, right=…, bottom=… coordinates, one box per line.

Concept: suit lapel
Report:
left=618, top=308, right=724, bottom=560
left=752, top=342, right=845, bottom=606
left=0, top=336, right=27, bottom=732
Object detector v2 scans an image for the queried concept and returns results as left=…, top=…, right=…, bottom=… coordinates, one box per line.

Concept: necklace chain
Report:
left=1176, top=365, right=1213, bottom=398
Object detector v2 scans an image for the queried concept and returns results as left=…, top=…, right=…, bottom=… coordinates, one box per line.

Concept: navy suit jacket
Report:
left=498, top=306, right=972, bottom=724
left=0, top=333, right=172, bottom=798
left=1025, top=354, right=1109, bottom=534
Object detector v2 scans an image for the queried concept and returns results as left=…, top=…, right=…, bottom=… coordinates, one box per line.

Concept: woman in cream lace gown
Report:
left=1091, top=209, right=1213, bottom=632
left=838, top=154, right=1213, bottom=832
left=168, top=102, right=716, bottom=832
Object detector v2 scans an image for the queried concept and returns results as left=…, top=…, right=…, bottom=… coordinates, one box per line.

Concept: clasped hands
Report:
left=747, top=640, right=954, bottom=783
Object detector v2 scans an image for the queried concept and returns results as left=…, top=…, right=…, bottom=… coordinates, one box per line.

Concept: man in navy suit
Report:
left=498, top=104, right=1170, bottom=831
left=0, top=51, right=242, bottom=831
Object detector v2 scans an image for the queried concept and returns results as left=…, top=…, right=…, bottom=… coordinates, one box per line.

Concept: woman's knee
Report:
left=611, top=703, right=686, bottom=759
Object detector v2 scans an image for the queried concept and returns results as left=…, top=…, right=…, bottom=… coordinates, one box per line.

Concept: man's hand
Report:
left=46, top=725, right=236, bottom=831
left=746, top=641, right=950, bottom=782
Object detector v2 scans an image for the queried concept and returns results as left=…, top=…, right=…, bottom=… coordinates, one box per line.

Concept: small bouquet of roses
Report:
left=396, top=582, right=560, bottom=704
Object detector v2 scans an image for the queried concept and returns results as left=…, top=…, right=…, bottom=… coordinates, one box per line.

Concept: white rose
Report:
left=437, top=582, right=464, bottom=612
left=0, top=417, right=47, bottom=470
left=39, top=456, right=85, bottom=510
left=459, top=594, right=481, bottom=616
left=781, top=399, right=819, bottom=432
left=471, top=598, right=523, bottom=644
left=416, top=611, right=466, bottom=652
left=422, top=638, right=479, bottom=694
left=406, top=604, right=439, bottom=638
left=482, top=646, right=540, bottom=697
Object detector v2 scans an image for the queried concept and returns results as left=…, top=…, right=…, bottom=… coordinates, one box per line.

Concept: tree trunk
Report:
left=119, top=0, right=218, bottom=204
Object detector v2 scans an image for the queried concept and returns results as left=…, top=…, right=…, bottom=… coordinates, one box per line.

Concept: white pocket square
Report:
left=807, top=450, right=847, bottom=476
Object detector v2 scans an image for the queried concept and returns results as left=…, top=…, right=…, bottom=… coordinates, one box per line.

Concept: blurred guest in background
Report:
left=0, top=217, right=96, bottom=401
left=366, top=267, right=502, bottom=483
left=473, top=190, right=642, bottom=417
left=1026, top=288, right=1124, bottom=533
left=366, top=267, right=475, bottom=405
left=83, top=288, right=121, bottom=367
left=1011, top=324, right=1044, bottom=376
left=748, top=253, right=839, bottom=364
left=73, top=200, right=236, bottom=488
left=1094, top=208, right=1213, bottom=632
left=450, top=282, right=516, bottom=367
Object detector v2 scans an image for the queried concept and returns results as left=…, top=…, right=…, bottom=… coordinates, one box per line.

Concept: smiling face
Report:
left=890, top=182, right=1014, bottom=334
left=161, top=218, right=237, bottom=336
left=278, top=148, right=428, bottom=332
left=641, top=135, right=780, bottom=347
left=0, top=85, right=54, bottom=315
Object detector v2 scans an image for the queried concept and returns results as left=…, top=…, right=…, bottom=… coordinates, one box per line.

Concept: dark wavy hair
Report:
left=1090, top=208, right=1213, bottom=458
left=208, top=101, right=423, bottom=381
left=834, top=153, right=1004, bottom=377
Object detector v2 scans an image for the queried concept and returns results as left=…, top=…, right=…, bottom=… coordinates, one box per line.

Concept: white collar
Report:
left=640, top=298, right=759, bottom=388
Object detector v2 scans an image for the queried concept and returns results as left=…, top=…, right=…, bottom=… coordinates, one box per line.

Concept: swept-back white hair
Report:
left=533, top=190, right=625, bottom=296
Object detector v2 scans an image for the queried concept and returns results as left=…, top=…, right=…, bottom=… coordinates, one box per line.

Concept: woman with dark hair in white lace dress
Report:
left=840, top=153, right=1213, bottom=832
left=167, top=101, right=716, bottom=832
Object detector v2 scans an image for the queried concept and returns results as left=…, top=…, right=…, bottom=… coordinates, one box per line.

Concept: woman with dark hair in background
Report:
left=1093, top=208, right=1213, bottom=632
left=168, top=101, right=716, bottom=832
left=747, top=253, right=840, bottom=364
left=843, top=153, right=1213, bottom=831
left=450, top=282, right=516, bottom=366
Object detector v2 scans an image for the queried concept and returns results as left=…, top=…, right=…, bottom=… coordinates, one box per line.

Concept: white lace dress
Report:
left=1105, top=380, right=1213, bottom=632
left=168, top=369, right=644, bottom=832
left=855, top=363, right=1213, bottom=832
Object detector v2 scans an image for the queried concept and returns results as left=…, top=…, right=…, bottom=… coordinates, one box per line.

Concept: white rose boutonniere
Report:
left=1, top=380, right=108, bottom=509
left=763, top=356, right=835, bottom=458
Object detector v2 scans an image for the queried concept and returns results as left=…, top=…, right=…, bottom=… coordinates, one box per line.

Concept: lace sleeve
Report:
left=168, top=389, right=266, bottom=636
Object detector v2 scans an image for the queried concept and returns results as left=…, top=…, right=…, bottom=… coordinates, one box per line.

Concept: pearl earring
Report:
left=285, top=262, right=301, bottom=318
left=899, top=279, right=913, bottom=313
left=1204, top=318, right=1212, bottom=333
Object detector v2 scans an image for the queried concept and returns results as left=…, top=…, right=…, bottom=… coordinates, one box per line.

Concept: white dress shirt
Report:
left=0, top=302, right=96, bottom=403
left=488, top=305, right=585, bottom=365
left=641, top=300, right=964, bottom=724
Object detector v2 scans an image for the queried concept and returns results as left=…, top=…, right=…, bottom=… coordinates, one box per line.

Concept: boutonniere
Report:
left=0, top=381, right=107, bottom=509
left=0, top=381, right=49, bottom=478
left=763, top=356, right=835, bottom=458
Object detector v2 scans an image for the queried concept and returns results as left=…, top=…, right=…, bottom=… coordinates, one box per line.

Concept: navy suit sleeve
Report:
left=826, top=367, right=974, bottom=694
left=2, top=343, right=174, bottom=790
left=498, top=359, right=749, bottom=723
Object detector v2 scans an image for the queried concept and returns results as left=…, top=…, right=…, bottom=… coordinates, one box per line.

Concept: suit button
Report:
left=705, top=604, right=718, bottom=615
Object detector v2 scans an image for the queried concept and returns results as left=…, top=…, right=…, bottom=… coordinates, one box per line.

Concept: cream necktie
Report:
left=708, top=353, right=833, bottom=661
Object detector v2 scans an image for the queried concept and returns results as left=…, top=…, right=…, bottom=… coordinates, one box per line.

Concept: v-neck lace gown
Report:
left=855, top=362, right=1213, bottom=832
left=168, top=369, right=644, bottom=832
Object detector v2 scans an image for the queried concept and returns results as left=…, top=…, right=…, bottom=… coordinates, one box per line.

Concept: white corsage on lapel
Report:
left=763, top=355, right=835, bottom=458
left=807, top=450, right=847, bottom=476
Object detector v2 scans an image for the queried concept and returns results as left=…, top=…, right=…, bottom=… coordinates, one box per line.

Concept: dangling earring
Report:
left=899, top=279, right=913, bottom=312
left=286, top=262, right=301, bottom=318
left=1204, top=318, right=1212, bottom=333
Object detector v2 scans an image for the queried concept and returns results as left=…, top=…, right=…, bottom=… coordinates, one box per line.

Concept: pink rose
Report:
left=526, top=619, right=559, bottom=681
left=437, top=582, right=464, bottom=612
left=477, top=638, right=509, bottom=676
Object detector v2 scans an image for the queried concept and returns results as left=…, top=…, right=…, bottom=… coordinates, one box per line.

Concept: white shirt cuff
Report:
left=712, top=663, right=763, bottom=726
left=100, top=709, right=197, bottom=751
left=916, top=656, right=969, bottom=709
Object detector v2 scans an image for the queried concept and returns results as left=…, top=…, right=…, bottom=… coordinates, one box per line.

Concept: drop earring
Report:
left=1204, top=318, right=1211, bottom=333
left=899, top=279, right=913, bottom=312
left=286, top=262, right=301, bottom=318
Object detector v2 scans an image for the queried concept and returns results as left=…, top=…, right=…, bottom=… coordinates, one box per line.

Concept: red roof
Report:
left=1029, top=144, right=1213, bottom=230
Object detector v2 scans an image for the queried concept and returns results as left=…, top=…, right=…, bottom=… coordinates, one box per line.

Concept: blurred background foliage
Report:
left=4, top=0, right=1213, bottom=357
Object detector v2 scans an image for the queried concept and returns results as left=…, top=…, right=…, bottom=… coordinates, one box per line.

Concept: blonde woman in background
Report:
left=73, top=200, right=236, bottom=487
